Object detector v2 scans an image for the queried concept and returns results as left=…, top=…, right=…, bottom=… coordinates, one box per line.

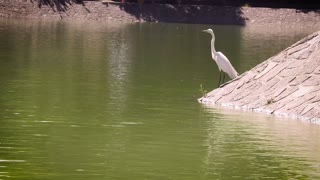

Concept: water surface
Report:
left=0, top=18, right=319, bottom=179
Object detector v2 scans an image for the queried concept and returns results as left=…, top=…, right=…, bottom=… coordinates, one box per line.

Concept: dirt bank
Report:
left=1, top=0, right=320, bottom=26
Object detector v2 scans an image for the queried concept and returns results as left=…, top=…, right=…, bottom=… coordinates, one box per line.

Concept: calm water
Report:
left=0, top=18, right=319, bottom=179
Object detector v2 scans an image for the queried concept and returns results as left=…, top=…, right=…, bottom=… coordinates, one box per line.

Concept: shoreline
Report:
left=1, top=0, right=320, bottom=26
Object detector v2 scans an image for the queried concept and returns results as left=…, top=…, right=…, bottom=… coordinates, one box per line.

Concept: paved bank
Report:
left=199, top=31, right=320, bottom=123
left=0, top=0, right=320, bottom=26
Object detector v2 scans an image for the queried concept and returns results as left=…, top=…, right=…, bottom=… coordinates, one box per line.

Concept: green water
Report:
left=0, top=18, right=319, bottom=179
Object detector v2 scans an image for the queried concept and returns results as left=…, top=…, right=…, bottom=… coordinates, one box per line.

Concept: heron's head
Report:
left=202, top=29, right=214, bottom=34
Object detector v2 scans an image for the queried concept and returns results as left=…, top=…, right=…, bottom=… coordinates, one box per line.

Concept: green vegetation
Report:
left=199, top=84, right=208, bottom=97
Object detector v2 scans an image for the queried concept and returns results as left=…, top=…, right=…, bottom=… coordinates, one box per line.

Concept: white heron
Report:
left=203, top=29, right=238, bottom=87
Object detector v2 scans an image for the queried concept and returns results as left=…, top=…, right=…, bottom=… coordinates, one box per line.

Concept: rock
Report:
left=199, top=31, right=320, bottom=123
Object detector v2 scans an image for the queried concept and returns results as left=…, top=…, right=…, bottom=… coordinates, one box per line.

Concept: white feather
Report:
left=214, top=52, right=238, bottom=79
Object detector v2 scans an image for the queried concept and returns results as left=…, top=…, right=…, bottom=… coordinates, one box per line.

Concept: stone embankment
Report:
left=199, top=31, right=320, bottom=123
left=1, top=0, right=320, bottom=26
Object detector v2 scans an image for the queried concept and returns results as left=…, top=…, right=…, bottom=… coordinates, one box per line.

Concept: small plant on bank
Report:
left=199, top=84, right=208, bottom=97
left=243, top=3, right=251, bottom=7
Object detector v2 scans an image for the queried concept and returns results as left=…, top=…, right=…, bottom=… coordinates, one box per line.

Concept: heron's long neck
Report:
left=210, top=33, right=217, bottom=54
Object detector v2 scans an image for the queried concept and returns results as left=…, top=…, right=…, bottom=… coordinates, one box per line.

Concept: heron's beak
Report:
left=202, top=30, right=209, bottom=33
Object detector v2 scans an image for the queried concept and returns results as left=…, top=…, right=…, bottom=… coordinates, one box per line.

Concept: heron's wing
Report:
left=216, top=52, right=238, bottom=79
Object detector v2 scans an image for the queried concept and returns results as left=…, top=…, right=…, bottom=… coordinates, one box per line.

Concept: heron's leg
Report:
left=222, top=73, right=226, bottom=84
left=218, top=71, right=222, bottom=88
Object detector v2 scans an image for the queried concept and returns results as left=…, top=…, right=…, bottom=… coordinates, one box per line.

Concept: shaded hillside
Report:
left=1, top=0, right=320, bottom=25
left=118, top=0, right=320, bottom=9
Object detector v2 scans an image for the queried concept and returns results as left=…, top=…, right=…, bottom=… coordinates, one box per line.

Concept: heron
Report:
left=203, top=28, right=238, bottom=87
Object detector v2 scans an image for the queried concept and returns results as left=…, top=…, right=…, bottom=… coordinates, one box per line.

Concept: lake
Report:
left=0, top=18, right=319, bottom=179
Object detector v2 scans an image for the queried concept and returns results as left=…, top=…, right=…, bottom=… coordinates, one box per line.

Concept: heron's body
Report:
left=212, top=51, right=238, bottom=79
left=203, top=29, right=238, bottom=84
